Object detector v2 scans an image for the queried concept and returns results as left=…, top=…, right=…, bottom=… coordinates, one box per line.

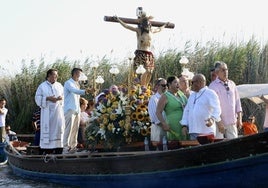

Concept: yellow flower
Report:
left=136, top=106, right=142, bottom=113
left=138, top=95, right=144, bottom=99
left=106, top=107, right=112, bottom=114
left=99, top=123, right=105, bottom=130
left=110, top=113, right=117, bottom=121
left=100, top=107, right=107, bottom=113
left=111, top=101, right=119, bottom=108
left=131, top=112, right=137, bottom=120
left=141, top=128, right=148, bottom=136
left=103, top=113, right=109, bottom=119
left=130, top=90, right=136, bottom=96
left=144, top=116, right=151, bottom=122
left=139, top=104, right=147, bottom=111
left=119, top=120, right=125, bottom=128
left=103, top=117, right=109, bottom=125
left=137, top=113, right=144, bottom=121
left=107, top=123, right=114, bottom=131
left=124, top=122, right=131, bottom=131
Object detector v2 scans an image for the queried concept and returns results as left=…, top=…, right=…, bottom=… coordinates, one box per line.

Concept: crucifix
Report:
left=104, top=7, right=175, bottom=87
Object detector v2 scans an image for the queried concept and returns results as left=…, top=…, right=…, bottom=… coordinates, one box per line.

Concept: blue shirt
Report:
left=64, top=78, right=85, bottom=113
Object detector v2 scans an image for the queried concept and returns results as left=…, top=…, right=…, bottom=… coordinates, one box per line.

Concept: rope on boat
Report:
left=43, top=154, right=56, bottom=163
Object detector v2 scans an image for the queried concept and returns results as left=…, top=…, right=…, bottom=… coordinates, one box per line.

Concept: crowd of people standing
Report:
left=148, top=60, right=268, bottom=148
left=2, top=60, right=268, bottom=153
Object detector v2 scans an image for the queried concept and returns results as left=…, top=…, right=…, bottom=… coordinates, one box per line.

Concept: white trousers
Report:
left=150, top=124, right=166, bottom=142
left=63, top=110, right=80, bottom=150
left=216, top=123, right=238, bottom=139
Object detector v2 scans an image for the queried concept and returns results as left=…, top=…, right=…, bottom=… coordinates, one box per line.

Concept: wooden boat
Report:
left=5, top=132, right=268, bottom=187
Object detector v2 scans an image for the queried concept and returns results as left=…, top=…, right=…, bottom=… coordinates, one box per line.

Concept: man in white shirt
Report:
left=63, top=68, right=92, bottom=154
left=148, top=78, right=167, bottom=147
left=180, top=74, right=222, bottom=140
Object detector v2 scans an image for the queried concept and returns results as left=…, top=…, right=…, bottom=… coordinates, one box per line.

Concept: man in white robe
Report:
left=35, top=69, right=65, bottom=150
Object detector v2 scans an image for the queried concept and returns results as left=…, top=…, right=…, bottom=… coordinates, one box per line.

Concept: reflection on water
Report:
left=0, top=164, right=75, bottom=188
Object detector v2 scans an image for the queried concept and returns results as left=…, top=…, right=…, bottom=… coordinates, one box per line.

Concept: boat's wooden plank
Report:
left=16, top=134, right=35, bottom=138
left=15, top=147, right=27, bottom=151
left=179, top=140, right=200, bottom=147
left=13, top=149, right=163, bottom=159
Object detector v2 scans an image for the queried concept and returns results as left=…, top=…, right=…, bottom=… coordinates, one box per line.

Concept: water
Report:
left=0, top=164, right=74, bottom=188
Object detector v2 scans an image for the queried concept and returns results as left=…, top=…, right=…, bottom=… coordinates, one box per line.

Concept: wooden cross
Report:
left=104, top=8, right=175, bottom=87
left=104, top=16, right=175, bottom=29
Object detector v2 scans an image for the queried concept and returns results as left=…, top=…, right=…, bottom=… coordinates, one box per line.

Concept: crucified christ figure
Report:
left=110, top=8, right=171, bottom=86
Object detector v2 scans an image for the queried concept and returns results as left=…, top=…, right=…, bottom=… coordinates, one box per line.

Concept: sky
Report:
left=0, top=0, right=268, bottom=75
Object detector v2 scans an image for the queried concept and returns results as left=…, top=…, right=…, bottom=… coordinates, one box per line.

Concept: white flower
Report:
left=119, top=93, right=128, bottom=105
left=115, top=103, right=123, bottom=114
left=96, top=103, right=104, bottom=111
left=97, top=128, right=106, bottom=137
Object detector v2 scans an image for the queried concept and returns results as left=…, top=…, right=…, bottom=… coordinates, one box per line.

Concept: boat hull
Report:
left=5, top=132, right=268, bottom=187
left=8, top=153, right=268, bottom=187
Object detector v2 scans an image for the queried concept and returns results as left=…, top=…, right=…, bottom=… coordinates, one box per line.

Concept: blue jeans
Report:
left=34, top=130, right=40, bottom=146
left=263, top=128, right=268, bottom=132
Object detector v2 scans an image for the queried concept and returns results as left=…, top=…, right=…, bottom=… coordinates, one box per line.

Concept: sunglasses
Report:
left=191, top=80, right=198, bottom=84
left=224, top=83, right=230, bottom=91
left=161, top=84, right=167, bottom=87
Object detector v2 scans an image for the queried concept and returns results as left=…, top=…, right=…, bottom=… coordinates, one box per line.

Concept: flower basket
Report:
left=85, top=84, right=152, bottom=150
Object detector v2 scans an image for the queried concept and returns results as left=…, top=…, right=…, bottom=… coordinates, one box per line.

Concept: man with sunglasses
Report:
left=148, top=78, right=167, bottom=148
left=209, top=61, right=243, bottom=139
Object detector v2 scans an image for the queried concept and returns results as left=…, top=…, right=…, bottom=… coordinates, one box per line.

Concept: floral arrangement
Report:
left=128, top=85, right=152, bottom=142
left=85, top=84, right=152, bottom=150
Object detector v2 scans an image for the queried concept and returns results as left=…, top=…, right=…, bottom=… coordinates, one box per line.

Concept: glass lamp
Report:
left=179, top=56, right=189, bottom=66
left=136, top=65, right=146, bottom=75
left=78, top=72, right=88, bottom=87
left=109, top=65, right=120, bottom=82
left=95, top=76, right=104, bottom=85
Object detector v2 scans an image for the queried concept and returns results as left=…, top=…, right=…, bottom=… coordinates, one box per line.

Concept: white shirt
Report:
left=80, top=111, right=90, bottom=123
left=148, top=92, right=164, bottom=124
left=0, top=107, right=8, bottom=127
left=64, top=78, right=86, bottom=114
left=180, top=86, right=221, bottom=135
